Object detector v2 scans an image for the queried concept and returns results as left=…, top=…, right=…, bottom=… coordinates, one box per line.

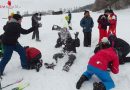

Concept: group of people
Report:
left=0, top=13, right=43, bottom=76
left=76, top=9, right=130, bottom=90
left=80, top=9, right=117, bottom=47
left=0, top=9, right=130, bottom=90
left=98, top=9, right=117, bottom=43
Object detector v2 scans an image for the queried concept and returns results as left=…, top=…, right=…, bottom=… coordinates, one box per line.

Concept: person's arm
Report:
left=91, top=17, right=94, bottom=28
left=80, top=18, right=85, bottom=28
left=20, top=24, right=38, bottom=34
left=110, top=52, right=119, bottom=74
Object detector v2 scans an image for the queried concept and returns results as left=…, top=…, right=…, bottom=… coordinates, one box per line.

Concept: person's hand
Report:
left=74, top=32, right=79, bottom=39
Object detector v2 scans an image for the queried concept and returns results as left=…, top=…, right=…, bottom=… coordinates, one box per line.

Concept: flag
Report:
left=7, top=0, right=11, bottom=6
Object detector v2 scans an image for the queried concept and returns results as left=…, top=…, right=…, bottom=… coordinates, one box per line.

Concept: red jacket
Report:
left=108, top=13, right=117, bottom=32
left=88, top=47, right=119, bottom=74
left=25, top=47, right=41, bottom=61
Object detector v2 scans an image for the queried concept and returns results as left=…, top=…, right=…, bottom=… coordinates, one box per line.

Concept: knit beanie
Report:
left=13, top=14, right=22, bottom=21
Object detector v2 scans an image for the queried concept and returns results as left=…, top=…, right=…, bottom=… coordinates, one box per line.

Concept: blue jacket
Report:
left=80, top=17, right=94, bottom=32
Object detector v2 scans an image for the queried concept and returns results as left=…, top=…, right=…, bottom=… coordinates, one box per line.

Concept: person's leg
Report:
left=123, top=57, right=130, bottom=63
left=87, top=32, right=92, bottom=46
left=76, top=65, right=94, bottom=89
left=0, top=45, right=13, bottom=75
left=94, top=68, right=115, bottom=90
left=99, top=29, right=102, bottom=43
left=83, top=32, right=88, bottom=47
left=36, top=29, right=40, bottom=41
left=32, top=30, right=36, bottom=39
left=63, top=54, right=76, bottom=72
left=14, top=43, right=28, bottom=69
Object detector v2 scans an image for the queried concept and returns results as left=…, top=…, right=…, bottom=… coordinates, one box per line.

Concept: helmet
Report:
left=10, top=12, right=14, bottom=17
left=101, top=37, right=109, bottom=43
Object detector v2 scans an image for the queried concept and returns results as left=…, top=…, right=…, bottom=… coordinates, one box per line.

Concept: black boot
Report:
left=93, top=82, right=106, bottom=90
left=76, top=75, right=88, bottom=89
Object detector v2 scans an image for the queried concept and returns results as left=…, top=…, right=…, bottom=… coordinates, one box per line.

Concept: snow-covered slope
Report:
left=0, top=3, right=130, bottom=90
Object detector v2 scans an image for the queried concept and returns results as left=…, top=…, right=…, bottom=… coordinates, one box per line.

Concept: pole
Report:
left=8, top=7, right=9, bottom=16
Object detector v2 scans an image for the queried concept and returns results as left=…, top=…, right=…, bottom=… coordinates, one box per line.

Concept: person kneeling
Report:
left=24, top=46, right=43, bottom=72
left=76, top=47, right=119, bottom=90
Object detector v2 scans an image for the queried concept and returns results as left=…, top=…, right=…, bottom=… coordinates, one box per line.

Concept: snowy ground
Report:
left=1, top=5, right=130, bottom=90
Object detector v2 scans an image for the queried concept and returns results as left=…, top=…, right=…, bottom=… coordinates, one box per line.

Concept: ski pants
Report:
left=0, top=43, right=28, bottom=75
left=99, top=29, right=107, bottom=43
left=83, top=65, right=115, bottom=90
left=83, top=32, right=91, bottom=47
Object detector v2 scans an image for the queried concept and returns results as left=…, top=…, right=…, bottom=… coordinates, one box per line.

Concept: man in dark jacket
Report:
left=0, top=14, right=38, bottom=75
left=31, top=13, right=41, bottom=41
left=108, top=34, right=130, bottom=64
left=80, top=10, right=94, bottom=47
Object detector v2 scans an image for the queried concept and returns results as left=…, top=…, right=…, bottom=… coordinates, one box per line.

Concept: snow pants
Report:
left=83, top=65, right=115, bottom=90
left=0, top=43, right=28, bottom=75
left=99, top=29, right=107, bottom=43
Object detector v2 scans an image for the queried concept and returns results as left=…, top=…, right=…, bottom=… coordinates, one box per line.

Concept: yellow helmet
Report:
left=10, top=12, right=14, bottom=17
left=65, top=16, right=69, bottom=21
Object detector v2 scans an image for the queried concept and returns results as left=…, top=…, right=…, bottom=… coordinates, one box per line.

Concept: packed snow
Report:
left=1, top=0, right=130, bottom=90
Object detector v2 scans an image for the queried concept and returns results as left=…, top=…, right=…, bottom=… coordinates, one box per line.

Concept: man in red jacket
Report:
left=108, top=10, right=117, bottom=37
left=76, top=47, right=119, bottom=90
left=24, top=46, right=42, bottom=72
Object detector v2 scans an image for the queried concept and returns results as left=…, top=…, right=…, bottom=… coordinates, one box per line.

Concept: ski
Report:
left=1, top=78, right=23, bottom=89
left=12, top=82, right=30, bottom=90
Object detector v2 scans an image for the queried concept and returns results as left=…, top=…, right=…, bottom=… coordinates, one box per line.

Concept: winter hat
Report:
left=101, top=37, right=109, bottom=43
left=104, top=9, right=110, bottom=14
left=109, top=9, right=114, bottom=13
left=84, top=10, right=89, bottom=15
left=13, top=14, right=22, bottom=21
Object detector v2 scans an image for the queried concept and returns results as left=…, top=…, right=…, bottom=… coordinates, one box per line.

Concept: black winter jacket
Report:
left=64, top=38, right=80, bottom=53
left=97, top=14, right=110, bottom=30
left=2, top=19, right=36, bottom=45
left=32, top=15, right=41, bottom=27
left=112, top=38, right=130, bottom=57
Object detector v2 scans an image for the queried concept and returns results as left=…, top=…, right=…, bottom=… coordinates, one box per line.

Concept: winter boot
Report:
left=93, top=82, right=106, bottom=90
left=76, top=75, right=89, bottom=89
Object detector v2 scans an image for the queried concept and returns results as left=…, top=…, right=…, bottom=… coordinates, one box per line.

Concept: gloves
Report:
left=44, top=63, right=56, bottom=70
left=38, top=23, right=42, bottom=27
left=74, top=32, right=79, bottom=39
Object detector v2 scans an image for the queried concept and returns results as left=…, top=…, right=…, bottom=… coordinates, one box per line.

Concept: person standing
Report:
left=32, top=13, right=41, bottom=41
left=0, top=14, right=39, bottom=75
left=97, top=9, right=110, bottom=43
left=80, top=10, right=94, bottom=47
left=108, top=10, right=117, bottom=36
